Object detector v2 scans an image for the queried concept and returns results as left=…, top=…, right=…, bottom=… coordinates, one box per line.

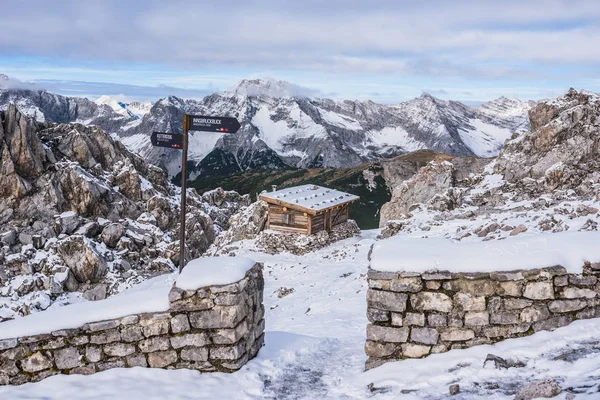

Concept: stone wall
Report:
left=365, top=263, right=600, bottom=370
left=0, top=263, right=264, bottom=385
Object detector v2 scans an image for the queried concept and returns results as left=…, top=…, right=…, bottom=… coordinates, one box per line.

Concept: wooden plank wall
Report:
left=310, top=214, right=325, bottom=234
left=268, top=204, right=310, bottom=234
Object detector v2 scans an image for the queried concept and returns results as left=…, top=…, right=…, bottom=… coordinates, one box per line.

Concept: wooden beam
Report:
left=259, top=195, right=360, bottom=216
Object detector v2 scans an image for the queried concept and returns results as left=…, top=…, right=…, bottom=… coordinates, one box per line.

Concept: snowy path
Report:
left=3, top=231, right=600, bottom=399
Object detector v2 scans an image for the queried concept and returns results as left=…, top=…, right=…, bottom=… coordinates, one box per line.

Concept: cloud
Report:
left=0, top=0, right=599, bottom=81
left=0, top=76, right=214, bottom=102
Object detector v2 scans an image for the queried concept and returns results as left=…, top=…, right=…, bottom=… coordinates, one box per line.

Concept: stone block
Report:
left=427, top=314, right=447, bottom=327
left=54, top=347, right=81, bottom=370
left=189, top=304, right=247, bottom=329
left=520, top=305, right=551, bottom=323
left=453, top=293, right=486, bottom=312
left=120, top=315, right=140, bottom=326
left=490, top=312, right=520, bottom=325
left=403, top=313, right=424, bottom=326
left=483, top=326, right=509, bottom=338
left=367, top=270, right=398, bottom=280
left=523, top=281, right=554, bottom=300
left=440, top=328, right=475, bottom=342
left=364, top=341, right=396, bottom=358
left=368, top=279, right=390, bottom=290
left=181, top=347, right=209, bottom=362
left=90, top=330, right=121, bottom=344
left=147, top=350, right=178, bottom=368
left=366, top=325, right=409, bottom=343
left=497, top=281, right=523, bottom=297
left=210, top=341, right=246, bottom=360
left=367, top=290, right=408, bottom=313
left=221, top=354, right=250, bottom=371
left=425, top=281, right=441, bottom=290
left=70, top=365, right=96, bottom=375
left=503, top=298, right=533, bottom=310
left=170, top=297, right=215, bottom=312
left=85, top=346, right=102, bottom=363
left=411, top=292, right=452, bottom=313
left=170, top=333, right=210, bottom=349
left=21, top=352, right=52, bottom=373
left=70, top=336, right=89, bottom=346
left=533, top=315, right=574, bottom=332
left=410, top=327, right=439, bottom=345
left=0, top=339, right=18, bottom=351
left=367, top=308, right=390, bottom=323
left=450, top=279, right=497, bottom=296
left=391, top=313, right=403, bottom=326
left=96, top=360, right=125, bottom=371
left=431, top=344, right=448, bottom=354
left=87, top=320, right=119, bottom=332
left=214, top=293, right=246, bottom=306
left=554, top=276, right=569, bottom=287
left=562, top=287, right=596, bottom=299
left=548, top=300, right=587, bottom=313
left=489, top=271, right=524, bottom=281
left=402, top=343, right=431, bottom=358
left=421, top=271, right=453, bottom=280
left=171, top=314, right=191, bottom=334
left=138, top=337, right=170, bottom=353
left=42, top=338, right=67, bottom=350
left=126, top=354, right=148, bottom=368
left=464, top=312, right=489, bottom=326
left=569, top=276, right=597, bottom=286
left=211, top=320, right=250, bottom=345
left=104, top=343, right=136, bottom=357
left=390, top=277, right=423, bottom=293
left=121, top=325, right=144, bottom=342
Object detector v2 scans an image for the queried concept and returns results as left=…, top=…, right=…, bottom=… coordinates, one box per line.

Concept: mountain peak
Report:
left=224, top=78, right=320, bottom=99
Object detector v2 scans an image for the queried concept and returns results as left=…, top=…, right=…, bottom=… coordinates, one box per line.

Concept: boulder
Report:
left=514, top=379, right=561, bottom=400
left=57, top=236, right=107, bottom=283
left=54, top=211, right=80, bottom=235
left=100, top=223, right=125, bottom=248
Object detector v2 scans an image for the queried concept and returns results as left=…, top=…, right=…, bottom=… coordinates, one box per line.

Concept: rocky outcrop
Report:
left=0, top=105, right=251, bottom=321
left=495, top=89, right=600, bottom=197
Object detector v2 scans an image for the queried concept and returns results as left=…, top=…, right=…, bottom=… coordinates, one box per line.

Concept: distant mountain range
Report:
left=0, top=76, right=535, bottom=179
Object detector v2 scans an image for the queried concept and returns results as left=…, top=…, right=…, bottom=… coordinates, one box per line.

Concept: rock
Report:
left=21, top=351, right=52, bottom=373
left=55, top=211, right=80, bottom=235
left=31, top=235, right=45, bottom=249
left=54, top=347, right=81, bottom=369
left=510, top=225, right=528, bottom=236
left=18, top=232, right=32, bottom=245
left=364, top=341, right=396, bottom=358
left=449, top=384, right=460, bottom=395
left=147, top=350, right=178, bottom=368
left=514, top=379, right=561, bottom=400
left=57, top=236, right=107, bottom=283
left=276, top=287, right=295, bottom=298
left=100, top=223, right=125, bottom=248
left=366, top=325, right=409, bottom=343
left=0, top=230, right=17, bottom=246
left=440, top=328, right=475, bottom=342
left=74, top=221, right=101, bottom=238
left=483, top=354, right=525, bottom=369
left=402, top=343, right=430, bottom=358
left=410, top=292, right=453, bottom=313
left=410, top=327, right=439, bottom=345
left=82, top=284, right=107, bottom=301
left=523, top=281, right=554, bottom=300
left=367, top=290, right=408, bottom=313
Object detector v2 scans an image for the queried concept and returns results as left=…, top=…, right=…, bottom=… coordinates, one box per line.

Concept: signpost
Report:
left=151, top=113, right=240, bottom=273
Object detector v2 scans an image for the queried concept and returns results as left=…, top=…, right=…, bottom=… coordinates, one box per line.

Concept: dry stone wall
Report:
left=0, top=263, right=264, bottom=386
left=365, top=263, right=600, bottom=370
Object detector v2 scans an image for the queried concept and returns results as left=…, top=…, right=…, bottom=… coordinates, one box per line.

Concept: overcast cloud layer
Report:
left=0, top=0, right=598, bottom=102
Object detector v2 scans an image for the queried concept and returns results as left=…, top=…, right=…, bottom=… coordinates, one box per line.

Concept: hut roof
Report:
left=259, top=184, right=359, bottom=214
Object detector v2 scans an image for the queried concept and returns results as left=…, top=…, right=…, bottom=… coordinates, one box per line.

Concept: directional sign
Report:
left=151, top=131, right=183, bottom=149
left=187, top=115, right=241, bottom=133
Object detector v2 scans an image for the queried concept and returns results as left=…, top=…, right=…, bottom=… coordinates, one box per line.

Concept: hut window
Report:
left=282, top=213, right=294, bottom=225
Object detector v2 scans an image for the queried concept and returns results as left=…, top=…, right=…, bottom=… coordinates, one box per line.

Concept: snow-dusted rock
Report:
left=99, top=223, right=125, bottom=248
left=56, top=236, right=107, bottom=283
left=514, top=379, right=561, bottom=400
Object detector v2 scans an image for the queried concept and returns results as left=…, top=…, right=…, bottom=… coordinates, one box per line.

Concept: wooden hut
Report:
left=259, top=185, right=359, bottom=235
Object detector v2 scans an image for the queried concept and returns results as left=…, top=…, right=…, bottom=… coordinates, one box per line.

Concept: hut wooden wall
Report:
left=267, top=205, right=310, bottom=234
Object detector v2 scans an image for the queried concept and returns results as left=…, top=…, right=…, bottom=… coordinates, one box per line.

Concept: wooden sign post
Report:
left=151, top=113, right=240, bottom=273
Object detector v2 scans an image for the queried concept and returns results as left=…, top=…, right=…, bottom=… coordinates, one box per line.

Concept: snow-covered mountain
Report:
left=95, top=95, right=152, bottom=119
left=117, top=80, right=533, bottom=177
left=0, top=77, right=533, bottom=178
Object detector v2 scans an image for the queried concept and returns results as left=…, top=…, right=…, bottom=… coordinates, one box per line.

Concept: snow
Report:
left=371, top=230, right=600, bottom=274
left=365, top=126, right=426, bottom=153
left=175, top=256, right=257, bottom=290
left=259, top=184, right=359, bottom=212
left=0, top=275, right=172, bottom=340
left=458, top=119, right=512, bottom=157
left=319, top=108, right=362, bottom=130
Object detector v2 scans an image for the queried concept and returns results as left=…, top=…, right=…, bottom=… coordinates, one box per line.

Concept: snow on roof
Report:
left=371, top=231, right=600, bottom=274
left=260, top=184, right=359, bottom=212
left=175, top=256, right=257, bottom=291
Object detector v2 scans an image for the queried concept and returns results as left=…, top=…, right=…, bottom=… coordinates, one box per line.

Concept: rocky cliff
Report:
left=379, top=88, right=600, bottom=239
left=0, top=105, right=250, bottom=321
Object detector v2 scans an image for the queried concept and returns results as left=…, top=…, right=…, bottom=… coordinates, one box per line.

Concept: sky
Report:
left=1, top=0, right=599, bottom=104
